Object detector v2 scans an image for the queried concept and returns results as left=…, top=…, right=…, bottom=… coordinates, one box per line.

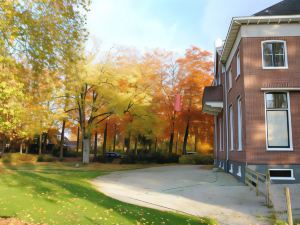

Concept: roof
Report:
left=220, top=15, right=300, bottom=63
left=220, top=0, right=300, bottom=64
left=254, top=0, right=300, bottom=16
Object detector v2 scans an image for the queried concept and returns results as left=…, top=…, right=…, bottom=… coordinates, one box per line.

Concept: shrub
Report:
left=52, top=147, right=81, bottom=158
left=179, top=154, right=214, bottom=165
left=120, top=152, right=179, bottom=164
left=37, top=154, right=56, bottom=162
left=1, top=153, right=37, bottom=164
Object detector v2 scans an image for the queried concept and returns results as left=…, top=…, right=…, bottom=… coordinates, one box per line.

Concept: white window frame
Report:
left=229, top=164, right=233, bottom=173
left=264, top=92, right=293, bottom=151
left=237, top=166, right=242, bottom=177
left=269, top=169, right=295, bottom=181
left=236, top=50, right=240, bottom=77
left=237, top=97, right=243, bottom=151
left=261, top=40, right=288, bottom=69
left=228, top=68, right=232, bottom=91
left=229, top=105, right=234, bottom=151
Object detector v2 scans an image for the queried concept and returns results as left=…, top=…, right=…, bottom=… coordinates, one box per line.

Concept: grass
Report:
left=0, top=156, right=217, bottom=225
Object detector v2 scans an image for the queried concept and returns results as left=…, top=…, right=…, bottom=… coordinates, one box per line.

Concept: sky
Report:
left=87, top=0, right=282, bottom=54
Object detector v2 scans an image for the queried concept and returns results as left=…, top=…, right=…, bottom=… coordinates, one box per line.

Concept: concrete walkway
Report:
left=92, top=165, right=271, bottom=225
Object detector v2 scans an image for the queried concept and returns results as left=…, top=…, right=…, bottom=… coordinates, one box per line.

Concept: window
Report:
left=229, top=105, right=234, bottom=150
left=269, top=169, right=295, bottom=180
left=237, top=97, right=242, bottom=151
left=228, top=68, right=232, bottom=90
left=237, top=166, right=242, bottom=177
left=265, top=92, right=292, bottom=150
left=219, top=118, right=223, bottom=151
left=229, top=164, right=233, bottom=173
left=236, top=51, right=240, bottom=77
left=262, top=41, right=288, bottom=68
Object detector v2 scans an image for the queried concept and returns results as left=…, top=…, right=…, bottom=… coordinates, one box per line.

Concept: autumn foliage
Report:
left=0, top=1, right=214, bottom=163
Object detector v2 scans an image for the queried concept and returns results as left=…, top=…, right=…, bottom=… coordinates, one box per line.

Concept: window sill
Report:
left=237, top=148, right=243, bottom=151
left=266, top=147, right=293, bottom=151
left=270, top=177, right=295, bottom=181
left=262, top=66, right=288, bottom=70
left=235, top=74, right=240, bottom=81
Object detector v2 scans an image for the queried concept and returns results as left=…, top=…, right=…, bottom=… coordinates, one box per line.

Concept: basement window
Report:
left=237, top=166, right=242, bottom=177
left=269, top=169, right=295, bottom=180
left=229, top=164, right=233, bottom=173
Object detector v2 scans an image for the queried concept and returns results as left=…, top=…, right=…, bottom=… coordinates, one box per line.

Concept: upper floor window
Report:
left=236, top=51, right=240, bottom=77
left=228, top=68, right=232, bottom=91
left=262, top=41, right=288, bottom=69
left=237, top=97, right=242, bottom=151
left=229, top=105, right=234, bottom=151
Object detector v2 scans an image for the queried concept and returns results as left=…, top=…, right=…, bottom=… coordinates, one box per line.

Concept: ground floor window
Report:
left=269, top=169, right=295, bottom=180
left=265, top=92, right=292, bottom=150
left=237, top=166, right=242, bottom=177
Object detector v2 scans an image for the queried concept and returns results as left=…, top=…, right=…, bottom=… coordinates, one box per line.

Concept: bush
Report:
left=37, top=154, right=56, bottom=162
left=52, top=147, right=81, bottom=158
left=179, top=154, right=214, bottom=165
left=1, top=153, right=37, bottom=164
left=120, top=152, right=179, bottom=164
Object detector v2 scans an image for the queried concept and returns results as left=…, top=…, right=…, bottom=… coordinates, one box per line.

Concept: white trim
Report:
left=206, top=102, right=223, bottom=108
left=264, top=92, right=293, bottom=151
left=261, top=87, right=300, bottom=91
left=261, top=40, right=288, bottom=69
left=269, top=169, right=295, bottom=181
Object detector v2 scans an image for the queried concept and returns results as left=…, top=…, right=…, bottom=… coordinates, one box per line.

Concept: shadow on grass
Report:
left=0, top=165, right=211, bottom=225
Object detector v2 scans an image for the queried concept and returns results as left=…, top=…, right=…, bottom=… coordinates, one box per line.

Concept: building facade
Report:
left=203, top=0, right=300, bottom=183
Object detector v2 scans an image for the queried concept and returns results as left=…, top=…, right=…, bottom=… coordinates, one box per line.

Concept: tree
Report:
left=176, top=46, right=213, bottom=154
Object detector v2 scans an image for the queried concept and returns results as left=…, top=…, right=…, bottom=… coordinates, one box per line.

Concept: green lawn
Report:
left=0, top=161, right=216, bottom=225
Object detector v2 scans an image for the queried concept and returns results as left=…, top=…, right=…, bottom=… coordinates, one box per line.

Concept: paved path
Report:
left=92, top=165, right=271, bottom=225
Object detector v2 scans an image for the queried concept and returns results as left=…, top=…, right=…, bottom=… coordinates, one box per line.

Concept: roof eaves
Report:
left=220, top=15, right=300, bottom=64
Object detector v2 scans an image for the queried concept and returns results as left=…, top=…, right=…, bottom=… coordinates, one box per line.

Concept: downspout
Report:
left=223, top=64, right=229, bottom=172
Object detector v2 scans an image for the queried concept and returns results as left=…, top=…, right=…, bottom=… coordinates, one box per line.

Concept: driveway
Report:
left=92, top=165, right=271, bottom=225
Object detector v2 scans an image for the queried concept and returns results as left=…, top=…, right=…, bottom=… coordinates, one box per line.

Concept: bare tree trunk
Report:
left=113, top=124, right=117, bottom=152
left=93, top=132, right=98, bottom=161
left=154, top=137, right=157, bottom=152
left=168, top=111, right=176, bottom=154
left=127, top=132, right=131, bottom=152
left=175, top=131, right=179, bottom=154
left=38, top=134, right=42, bottom=155
left=134, top=137, right=138, bottom=155
left=76, top=126, right=80, bottom=153
left=59, top=120, right=66, bottom=160
left=43, top=132, right=47, bottom=152
left=82, top=137, right=90, bottom=164
left=20, top=140, right=23, bottom=154
left=182, top=118, right=190, bottom=155
left=102, top=122, right=107, bottom=156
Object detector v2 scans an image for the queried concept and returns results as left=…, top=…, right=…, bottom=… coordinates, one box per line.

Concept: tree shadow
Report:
left=1, top=168, right=205, bottom=225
